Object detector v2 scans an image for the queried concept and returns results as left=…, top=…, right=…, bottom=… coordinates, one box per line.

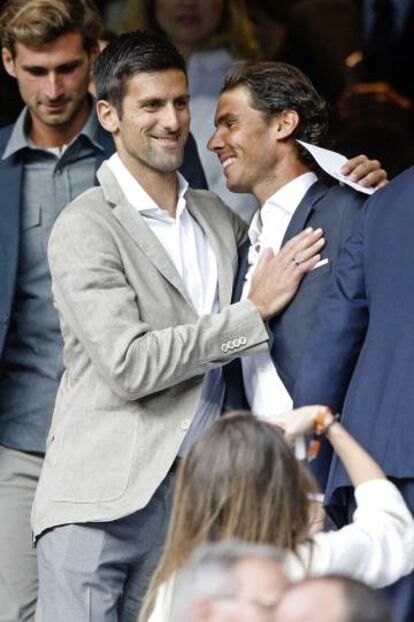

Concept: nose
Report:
left=161, top=103, right=181, bottom=132
left=46, top=72, right=64, bottom=100
left=207, top=127, right=224, bottom=152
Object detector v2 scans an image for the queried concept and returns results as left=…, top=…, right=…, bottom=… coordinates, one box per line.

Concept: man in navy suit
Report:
left=294, top=168, right=414, bottom=622
left=209, top=61, right=378, bottom=418
left=0, top=0, right=207, bottom=619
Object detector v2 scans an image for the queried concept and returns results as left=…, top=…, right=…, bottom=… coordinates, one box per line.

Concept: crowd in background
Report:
left=0, top=1, right=414, bottom=622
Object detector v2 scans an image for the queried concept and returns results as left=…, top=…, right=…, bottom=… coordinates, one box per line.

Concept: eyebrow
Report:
left=214, top=112, right=236, bottom=127
left=138, top=94, right=191, bottom=106
left=21, top=59, right=83, bottom=72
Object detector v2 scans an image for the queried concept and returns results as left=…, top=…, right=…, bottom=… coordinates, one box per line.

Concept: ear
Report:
left=2, top=47, right=16, bottom=78
left=272, top=109, right=300, bottom=140
left=96, top=99, right=120, bottom=134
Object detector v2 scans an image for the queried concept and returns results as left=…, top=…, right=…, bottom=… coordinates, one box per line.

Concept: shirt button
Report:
left=55, top=169, right=62, bottom=176
left=180, top=419, right=191, bottom=431
left=221, top=343, right=229, bottom=353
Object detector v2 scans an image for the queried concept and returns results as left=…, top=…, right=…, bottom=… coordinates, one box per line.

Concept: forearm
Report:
left=326, top=420, right=385, bottom=486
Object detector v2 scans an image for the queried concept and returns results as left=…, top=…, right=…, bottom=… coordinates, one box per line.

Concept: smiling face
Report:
left=2, top=30, right=94, bottom=145
left=208, top=85, right=283, bottom=203
left=155, top=0, right=224, bottom=54
left=102, top=68, right=190, bottom=178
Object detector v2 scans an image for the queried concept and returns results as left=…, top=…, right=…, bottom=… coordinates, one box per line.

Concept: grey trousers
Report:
left=0, top=444, right=43, bottom=622
left=35, top=473, right=174, bottom=622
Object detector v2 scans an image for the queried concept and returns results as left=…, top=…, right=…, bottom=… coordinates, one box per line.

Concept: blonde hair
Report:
left=121, top=0, right=261, bottom=59
left=0, top=0, right=103, bottom=55
left=139, top=413, right=315, bottom=621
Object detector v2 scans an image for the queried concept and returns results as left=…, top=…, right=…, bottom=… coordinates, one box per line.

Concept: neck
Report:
left=118, top=150, right=179, bottom=218
left=255, top=157, right=311, bottom=207
left=28, top=97, right=91, bottom=148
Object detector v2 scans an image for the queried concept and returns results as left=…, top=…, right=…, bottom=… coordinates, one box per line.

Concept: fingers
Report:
left=341, top=154, right=370, bottom=176
left=340, top=155, right=388, bottom=188
left=294, top=236, right=325, bottom=266
left=283, top=227, right=324, bottom=258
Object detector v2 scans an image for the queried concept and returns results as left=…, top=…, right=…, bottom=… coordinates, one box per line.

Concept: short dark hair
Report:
left=93, top=30, right=187, bottom=116
left=222, top=61, right=328, bottom=146
left=0, top=0, right=102, bottom=56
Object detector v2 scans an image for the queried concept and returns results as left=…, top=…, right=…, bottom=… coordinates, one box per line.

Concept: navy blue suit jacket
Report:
left=224, top=179, right=365, bottom=409
left=0, top=123, right=207, bottom=361
left=295, top=166, right=414, bottom=519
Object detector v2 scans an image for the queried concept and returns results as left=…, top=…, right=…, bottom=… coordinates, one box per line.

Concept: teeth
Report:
left=223, top=157, right=236, bottom=168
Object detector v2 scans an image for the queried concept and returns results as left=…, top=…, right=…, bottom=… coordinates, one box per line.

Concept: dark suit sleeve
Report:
left=294, top=205, right=370, bottom=413
left=179, top=132, right=208, bottom=190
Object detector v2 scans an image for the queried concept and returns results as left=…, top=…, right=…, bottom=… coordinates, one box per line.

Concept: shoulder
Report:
left=321, top=182, right=366, bottom=208
left=0, top=123, right=14, bottom=156
left=50, top=186, right=111, bottom=240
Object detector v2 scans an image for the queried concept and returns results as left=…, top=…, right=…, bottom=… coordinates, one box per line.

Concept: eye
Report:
left=25, top=67, right=48, bottom=77
left=143, top=101, right=162, bottom=111
left=58, top=62, right=81, bottom=75
left=174, top=97, right=190, bottom=110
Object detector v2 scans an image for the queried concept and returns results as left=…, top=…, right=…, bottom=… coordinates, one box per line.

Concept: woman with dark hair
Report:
left=140, top=408, right=414, bottom=621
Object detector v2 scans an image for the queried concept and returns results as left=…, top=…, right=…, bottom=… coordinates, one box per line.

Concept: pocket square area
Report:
left=312, top=258, right=329, bottom=270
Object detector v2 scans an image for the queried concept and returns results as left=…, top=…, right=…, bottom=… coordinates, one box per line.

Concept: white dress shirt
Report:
left=241, top=172, right=318, bottom=420
left=106, top=154, right=223, bottom=451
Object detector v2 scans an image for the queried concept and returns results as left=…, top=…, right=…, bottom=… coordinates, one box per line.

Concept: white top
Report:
left=148, top=479, right=414, bottom=622
left=241, top=172, right=318, bottom=420
left=107, top=153, right=218, bottom=316
left=187, top=48, right=258, bottom=222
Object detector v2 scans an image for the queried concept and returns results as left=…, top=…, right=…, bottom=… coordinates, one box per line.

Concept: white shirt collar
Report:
left=106, top=152, right=189, bottom=220
left=248, top=171, right=318, bottom=245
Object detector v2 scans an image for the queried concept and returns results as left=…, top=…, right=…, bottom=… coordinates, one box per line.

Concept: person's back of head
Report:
left=139, top=414, right=315, bottom=621
left=170, top=539, right=290, bottom=622
left=274, top=575, right=394, bottom=622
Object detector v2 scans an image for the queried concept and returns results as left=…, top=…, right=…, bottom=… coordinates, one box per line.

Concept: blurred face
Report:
left=208, top=85, right=281, bottom=203
left=103, top=69, right=190, bottom=176
left=155, top=0, right=224, bottom=53
left=193, top=558, right=290, bottom=622
left=274, top=582, right=347, bottom=622
left=2, top=31, right=94, bottom=140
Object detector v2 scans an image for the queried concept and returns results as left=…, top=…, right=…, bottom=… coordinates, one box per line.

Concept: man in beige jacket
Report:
left=32, top=31, right=324, bottom=621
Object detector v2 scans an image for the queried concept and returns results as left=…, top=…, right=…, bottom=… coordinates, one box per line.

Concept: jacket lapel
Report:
left=186, top=191, right=234, bottom=310
left=0, top=155, right=22, bottom=320
left=97, top=163, right=197, bottom=312
left=281, top=179, right=327, bottom=245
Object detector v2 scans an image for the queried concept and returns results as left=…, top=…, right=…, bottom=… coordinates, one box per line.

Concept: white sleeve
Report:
left=307, top=479, right=414, bottom=587
left=148, top=579, right=175, bottom=622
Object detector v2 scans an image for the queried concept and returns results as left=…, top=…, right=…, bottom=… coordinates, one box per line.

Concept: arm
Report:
left=270, top=407, right=414, bottom=587
left=49, top=210, right=324, bottom=402
left=270, top=406, right=385, bottom=486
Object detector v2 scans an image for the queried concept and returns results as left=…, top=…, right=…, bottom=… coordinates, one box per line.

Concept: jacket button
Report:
left=240, top=337, right=247, bottom=345
left=221, top=343, right=229, bottom=353
left=233, top=338, right=240, bottom=348
left=180, top=419, right=191, bottom=431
